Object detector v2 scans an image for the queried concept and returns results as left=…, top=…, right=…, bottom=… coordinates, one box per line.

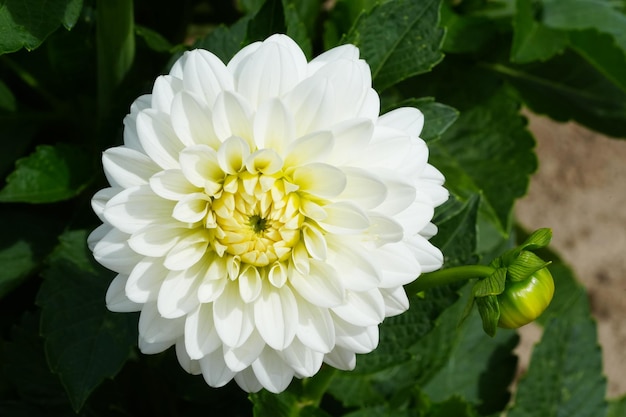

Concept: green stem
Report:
left=409, top=265, right=496, bottom=293
left=300, top=365, right=336, bottom=409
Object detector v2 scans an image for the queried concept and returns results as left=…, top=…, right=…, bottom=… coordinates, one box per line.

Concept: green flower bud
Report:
left=497, top=266, right=555, bottom=329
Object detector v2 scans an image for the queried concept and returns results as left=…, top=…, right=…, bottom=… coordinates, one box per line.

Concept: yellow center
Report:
left=209, top=172, right=303, bottom=267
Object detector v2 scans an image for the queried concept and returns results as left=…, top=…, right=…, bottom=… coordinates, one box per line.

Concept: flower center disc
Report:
left=210, top=173, right=303, bottom=267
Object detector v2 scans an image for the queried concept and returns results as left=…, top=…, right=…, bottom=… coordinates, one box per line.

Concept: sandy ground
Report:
left=515, top=113, right=626, bottom=398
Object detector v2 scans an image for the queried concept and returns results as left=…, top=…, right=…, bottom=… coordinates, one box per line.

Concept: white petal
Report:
left=326, top=237, right=381, bottom=291
left=281, top=338, right=324, bottom=378
left=182, top=49, right=234, bottom=107
left=87, top=223, right=110, bottom=251
left=185, top=303, right=221, bottom=359
left=378, top=107, right=424, bottom=137
left=252, top=348, right=295, bottom=393
left=375, top=242, right=422, bottom=288
left=323, top=346, right=356, bottom=371
left=123, top=94, right=151, bottom=151
left=106, top=274, right=141, bottom=312
left=171, top=91, right=221, bottom=148
left=213, top=281, right=255, bottom=348
left=327, top=118, right=374, bottom=166
left=175, top=339, right=202, bottom=375
left=158, top=265, right=203, bottom=318
left=152, top=75, right=182, bottom=114
left=139, top=337, right=174, bottom=354
left=136, top=109, right=184, bottom=169
left=380, top=286, right=409, bottom=316
left=284, top=130, right=334, bottom=167
left=178, top=144, right=224, bottom=191
left=334, top=319, right=379, bottom=354
left=337, top=167, right=387, bottom=209
left=128, top=225, right=182, bottom=257
left=102, top=147, right=160, bottom=188
left=302, top=224, right=327, bottom=260
left=224, top=330, right=265, bottom=372
left=331, top=289, right=385, bottom=327
left=138, top=302, right=185, bottom=344
left=217, top=136, right=251, bottom=175
left=284, top=77, right=336, bottom=136
left=289, top=259, right=344, bottom=308
left=104, top=185, right=176, bottom=234
left=199, top=348, right=236, bottom=387
left=239, top=265, right=262, bottom=303
left=292, top=163, right=346, bottom=198
left=308, top=44, right=359, bottom=75
left=149, top=169, right=199, bottom=200
left=226, top=41, right=261, bottom=75
left=93, top=227, right=142, bottom=274
left=406, top=235, right=444, bottom=273
left=316, top=202, right=370, bottom=235
left=268, top=261, right=288, bottom=288
left=295, top=295, right=335, bottom=353
left=359, top=88, right=380, bottom=119
left=163, top=230, right=209, bottom=271
left=92, top=187, right=120, bottom=221
left=234, top=367, right=263, bottom=393
left=126, top=257, right=168, bottom=303
left=172, top=193, right=210, bottom=223
left=366, top=213, right=404, bottom=246
left=375, top=173, right=417, bottom=216
left=245, top=148, right=283, bottom=175
left=312, top=58, right=371, bottom=121
left=356, top=126, right=412, bottom=169
left=212, top=91, right=254, bottom=146
left=253, top=98, right=295, bottom=152
left=253, top=283, right=298, bottom=350
left=235, top=35, right=306, bottom=108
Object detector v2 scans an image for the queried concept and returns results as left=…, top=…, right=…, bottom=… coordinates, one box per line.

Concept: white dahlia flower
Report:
left=89, top=34, right=448, bottom=393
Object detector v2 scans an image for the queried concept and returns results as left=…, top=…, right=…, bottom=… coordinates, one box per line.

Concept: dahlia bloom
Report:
left=89, top=34, right=448, bottom=393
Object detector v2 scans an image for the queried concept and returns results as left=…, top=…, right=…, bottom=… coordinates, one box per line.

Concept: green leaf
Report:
left=0, top=79, right=16, bottom=111
left=0, top=144, right=92, bottom=203
left=194, top=17, right=250, bottom=63
left=36, top=230, right=137, bottom=411
left=569, top=29, right=626, bottom=94
left=472, top=267, right=506, bottom=297
left=0, top=208, right=62, bottom=298
left=493, top=50, right=626, bottom=138
left=541, top=0, right=626, bottom=53
left=431, top=194, right=480, bottom=267
left=246, top=0, right=287, bottom=43
left=2, top=312, right=69, bottom=409
left=402, top=97, right=459, bottom=143
left=0, top=0, right=83, bottom=55
left=96, top=0, right=135, bottom=113
left=440, top=3, right=504, bottom=54
left=135, top=25, right=174, bottom=53
left=508, top=315, right=607, bottom=417
left=282, top=0, right=313, bottom=58
left=510, top=0, right=568, bottom=63
left=608, top=395, right=626, bottom=417
left=475, top=295, right=500, bottom=337
left=344, top=0, right=445, bottom=91
left=250, top=390, right=298, bottom=417
left=429, top=86, right=537, bottom=233
left=429, top=396, right=479, bottom=417
left=423, top=305, right=518, bottom=415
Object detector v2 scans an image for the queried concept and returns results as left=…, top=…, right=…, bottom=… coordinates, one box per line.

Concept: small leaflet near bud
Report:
left=507, top=251, right=551, bottom=283
left=476, top=295, right=500, bottom=337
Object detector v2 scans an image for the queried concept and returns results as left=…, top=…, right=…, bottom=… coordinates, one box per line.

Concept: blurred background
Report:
left=516, top=113, right=626, bottom=398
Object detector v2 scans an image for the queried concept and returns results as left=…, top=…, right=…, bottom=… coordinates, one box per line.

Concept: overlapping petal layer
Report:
left=90, top=34, right=447, bottom=393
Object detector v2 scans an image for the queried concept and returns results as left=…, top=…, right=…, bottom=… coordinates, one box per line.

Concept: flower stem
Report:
left=409, top=265, right=496, bottom=293
left=300, top=365, right=336, bottom=408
